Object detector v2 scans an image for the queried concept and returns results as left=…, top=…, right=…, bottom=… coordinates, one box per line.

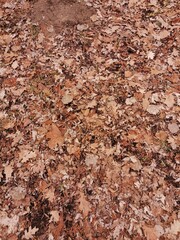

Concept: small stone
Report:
left=77, top=24, right=88, bottom=31
left=125, top=97, right=136, bottom=105
left=12, top=61, right=18, bottom=69
left=125, top=71, right=133, bottom=78
left=85, top=154, right=98, bottom=167
left=168, top=123, right=179, bottom=134
left=62, top=92, right=73, bottom=105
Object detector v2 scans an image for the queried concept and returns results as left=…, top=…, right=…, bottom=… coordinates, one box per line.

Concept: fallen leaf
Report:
left=168, top=220, right=180, bottom=235
left=10, top=87, right=26, bottom=96
left=44, top=187, right=55, bottom=202
left=2, top=77, right=17, bottom=87
left=79, top=191, right=91, bottom=217
left=1, top=119, right=15, bottom=129
left=154, top=225, right=164, bottom=238
left=23, top=226, right=38, bottom=240
left=50, top=211, right=60, bottom=223
left=50, top=215, right=64, bottom=240
left=19, top=149, right=37, bottom=163
left=86, top=99, right=97, bottom=109
left=156, top=30, right=170, bottom=40
left=0, top=212, right=19, bottom=234
left=9, top=186, right=26, bottom=201
left=46, top=123, right=64, bottom=149
left=142, top=225, right=158, bottom=240
left=155, top=131, right=168, bottom=141
left=4, top=165, right=13, bottom=181
left=0, top=89, right=5, bottom=100
left=167, top=136, right=177, bottom=149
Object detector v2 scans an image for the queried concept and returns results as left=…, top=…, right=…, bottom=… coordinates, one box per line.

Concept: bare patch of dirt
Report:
left=31, top=0, right=95, bottom=35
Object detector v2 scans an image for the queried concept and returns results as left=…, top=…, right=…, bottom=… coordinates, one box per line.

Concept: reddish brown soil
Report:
left=31, top=0, right=95, bottom=34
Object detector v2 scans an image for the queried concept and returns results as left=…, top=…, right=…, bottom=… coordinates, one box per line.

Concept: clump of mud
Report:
left=31, top=0, right=95, bottom=34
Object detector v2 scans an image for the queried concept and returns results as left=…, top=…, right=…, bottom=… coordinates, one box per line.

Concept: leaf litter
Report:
left=0, top=0, right=179, bottom=239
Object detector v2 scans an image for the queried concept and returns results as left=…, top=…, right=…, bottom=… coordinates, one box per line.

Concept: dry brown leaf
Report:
left=142, top=225, right=158, bottom=240
left=23, top=226, right=38, bottom=240
left=19, top=149, right=37, bottom=163
left=50, top=210, right=60, bottom=223
left=46, top=123, right=64, bottom=149
left=1, top=118, right=15, bottom=129
left=4, top=164, right=13, bottom=181
left=155, top=131, right=168, bottom=141
left=44, top=187, right=55, bottom=202
left=50, top=215, right=64, bottom=240
left=79, top=191, right=91, bottom=218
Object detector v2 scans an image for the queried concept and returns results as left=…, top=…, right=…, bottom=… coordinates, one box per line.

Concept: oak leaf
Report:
left=79, top=191, right=91, bottom=218
left=46, top=123, right=64, bottom=149
left=23, top=226, right=38, bottom=240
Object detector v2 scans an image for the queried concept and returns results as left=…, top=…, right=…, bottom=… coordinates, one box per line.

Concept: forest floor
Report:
left=0, top=0, right=179, bottom=239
